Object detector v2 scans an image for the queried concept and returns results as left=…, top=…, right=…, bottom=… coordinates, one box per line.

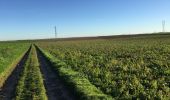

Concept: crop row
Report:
left=37, top=34, right=170, bottom=99
left=36, top=46, right=113, bottom=100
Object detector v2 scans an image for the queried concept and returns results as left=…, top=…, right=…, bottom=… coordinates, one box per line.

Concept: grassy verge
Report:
left=0, top=44, right=30, bottom=88
left=36, top=46, right=113, bottom=100
left=15, top=46, right=47, bottom=100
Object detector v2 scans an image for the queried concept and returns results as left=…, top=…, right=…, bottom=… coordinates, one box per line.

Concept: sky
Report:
left=0, top=0, right=170, bottom=40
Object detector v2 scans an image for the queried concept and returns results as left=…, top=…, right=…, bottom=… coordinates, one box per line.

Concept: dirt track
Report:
left=36, top=48, right=75, bottom=100
left=0, top=48, right=31, bottom=100
left=0, top=46, right=75, bottom=100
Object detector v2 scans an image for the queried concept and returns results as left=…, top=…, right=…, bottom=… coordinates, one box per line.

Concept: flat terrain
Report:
left=0, top=47, right=30, bottom=100
left=0, top=33, right=169, bottom=100
left=0, top=46, right=75, bottom=100
left=37, top=48, right=75, bottom=100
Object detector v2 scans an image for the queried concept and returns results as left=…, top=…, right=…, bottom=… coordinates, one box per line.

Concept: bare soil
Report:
left=0, top=48, right=31, bottom=100
left=36, top=48, right=75, bottom=100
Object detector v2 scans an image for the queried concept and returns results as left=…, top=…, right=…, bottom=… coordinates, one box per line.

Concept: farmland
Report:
left=0, top=42, right=29, bottom=88
left=37, top=33, right=170, bottom=99
left=0, top=33, right=170, bottom=100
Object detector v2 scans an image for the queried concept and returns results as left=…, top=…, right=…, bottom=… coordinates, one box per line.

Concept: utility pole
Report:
left=162, top=20, right=165, bottom=32
left=54, top=26, right=57, bottom=38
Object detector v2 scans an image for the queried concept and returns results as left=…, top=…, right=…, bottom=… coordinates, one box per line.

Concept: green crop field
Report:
left=0, top=33, right=170, bottom=100
left=1, top=0, right=170, bottom=99
left=37, top=34, right=170, bottom=99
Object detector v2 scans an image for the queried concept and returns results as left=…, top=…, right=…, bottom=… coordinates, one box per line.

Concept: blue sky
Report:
left=0, top=0, right=170, bottom=40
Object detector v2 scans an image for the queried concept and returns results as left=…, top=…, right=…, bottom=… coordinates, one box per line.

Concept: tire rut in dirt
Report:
left=36, top=48, right=75, bottom=100
left=0, top=47, right=31, bottom=100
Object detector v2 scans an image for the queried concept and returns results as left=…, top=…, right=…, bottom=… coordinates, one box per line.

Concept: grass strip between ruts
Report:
left=15, top=46, right=47, bottom=100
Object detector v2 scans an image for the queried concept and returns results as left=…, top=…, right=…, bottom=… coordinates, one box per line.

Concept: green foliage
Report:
left=38, top=47, right=113, bottom=100
left=37, top=34, right=170, bottom=99
left=15, top=46, right=47, bottom=100
left=0, top=42, right=29, bottom=87
left=0, top=43, right=29, bottom=74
